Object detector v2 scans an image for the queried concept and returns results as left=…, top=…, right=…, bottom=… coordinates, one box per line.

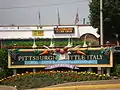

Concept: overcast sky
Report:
left=0, top=0, right=90, bottom=25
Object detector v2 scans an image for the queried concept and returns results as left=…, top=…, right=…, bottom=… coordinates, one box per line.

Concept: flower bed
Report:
left=0, top=71, right=111, bottom=90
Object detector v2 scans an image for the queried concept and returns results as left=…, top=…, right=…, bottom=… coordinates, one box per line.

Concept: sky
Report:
left=0, top=0, right=90, bottom=25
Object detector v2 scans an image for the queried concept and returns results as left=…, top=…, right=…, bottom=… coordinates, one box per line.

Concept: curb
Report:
left=0, top=85, right=17, bottom=90
left=37, top=84, right=120, bottom=90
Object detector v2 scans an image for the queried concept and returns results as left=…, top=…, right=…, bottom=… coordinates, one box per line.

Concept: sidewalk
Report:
left=0, top=85, right=17, bottom=90
left=37, top=84, right=120, bottom=90
left=32, top=79, right=120, bottom=90
left=2, top=79, right=120, bottom=90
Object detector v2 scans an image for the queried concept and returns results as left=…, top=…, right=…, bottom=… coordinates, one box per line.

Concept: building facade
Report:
left=0, top=25, right=99, bottom=39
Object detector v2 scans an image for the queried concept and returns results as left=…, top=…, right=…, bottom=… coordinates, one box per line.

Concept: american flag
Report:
left=74, top=11, right=79, bottom=25
left=38, top=12, right=41, bottom=25
left=57, top=8, right=60, bottom=25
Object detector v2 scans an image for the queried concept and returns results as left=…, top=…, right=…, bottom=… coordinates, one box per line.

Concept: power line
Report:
left=0, top=0, right=89, bottom=10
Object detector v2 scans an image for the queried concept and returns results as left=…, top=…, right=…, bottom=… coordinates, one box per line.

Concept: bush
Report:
left=0, top=49, right=12, bottom=79
left=0, top=71, right=111, bottom=90
left=4, top=40, right=87, bottom=47
left=111, top=64, right=120, bottom=76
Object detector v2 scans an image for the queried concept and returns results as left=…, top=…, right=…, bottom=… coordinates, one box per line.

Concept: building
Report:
left=0, top=25, right=99, bottom=47
left=2, top=25, right=112, bottom=75
left=0, top=25, right=99, bottom=39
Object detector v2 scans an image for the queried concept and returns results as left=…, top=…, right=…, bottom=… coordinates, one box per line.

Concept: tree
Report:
left=0, top=49, right=12, bottom=78
left=89, top=0, right=120, bottom=43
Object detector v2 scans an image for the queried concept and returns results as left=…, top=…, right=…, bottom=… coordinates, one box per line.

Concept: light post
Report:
left=100, top=0, right=103, bottom=45
left=97, top=0, right=103, bottom=75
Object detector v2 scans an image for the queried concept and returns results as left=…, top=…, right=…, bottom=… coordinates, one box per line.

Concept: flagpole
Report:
left=76, top=8, right=78, bottom=25
left=75, top=8, right=80, bottom=38
left=75, top=8, right=79, bottom=25
left=57, top=8, right=60, bottom=26
left=38, top=10, right=41, bottom=27
left=98, top=0, right=103, bottom=75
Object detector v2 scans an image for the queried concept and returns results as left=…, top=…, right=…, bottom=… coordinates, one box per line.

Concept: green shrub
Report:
left=0, top=49, right=12, bottom=79
left=5, top=40, right=87, bottom=47
left=111, top=64, right=120, bottom=76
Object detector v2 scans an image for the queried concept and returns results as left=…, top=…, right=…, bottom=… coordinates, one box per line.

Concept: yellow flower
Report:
left=57, top=71, right=60, bottom=72
left=7, top=76, right=12, bottom=78
left=30, top=72, right=33, bottom=74
left=33, top=72, right=36, bottom=74
left=4, top=78, right=7, bottom=80
left=12, top=75, right=16, bottom=77
left=21, top=73, right=24, bottom=76
left=26, top=71, right=29, bottom=74
left=103, top=74, right=106, bottom=76
left=1, top=79, right=4, bottom=81
left=87, top=72, right=90, bottom=74
left=71, top=71, right=74, bottom=72
left=50, top=71, right=53, bottom=72
left=90, top=73, right=93, bottom=74
left=83, top=72, right=86, bottom=74
left=17, top=74, right=20, bottom=76
left=61, top=71, right=64, bottom=73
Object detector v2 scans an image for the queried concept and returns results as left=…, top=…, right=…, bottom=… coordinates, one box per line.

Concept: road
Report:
left=93, top=88, right=120, bottom=90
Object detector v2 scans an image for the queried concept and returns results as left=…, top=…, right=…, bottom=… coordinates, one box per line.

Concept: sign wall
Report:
left=8, top=47, right=113, bottom=68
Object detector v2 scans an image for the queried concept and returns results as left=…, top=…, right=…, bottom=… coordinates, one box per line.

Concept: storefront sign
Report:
left=54, top=27, right=74, bottom=34
left=8, top=48, right=113, bottom=68
left=32, top=30, right=44, bottom=36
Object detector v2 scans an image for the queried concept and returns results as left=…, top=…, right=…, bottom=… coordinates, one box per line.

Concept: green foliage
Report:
left=89, top=0, right=100, bottom=28
left=0, top=49, right=12, bottom=79
left=0, top=71, right=111, bottom=90
left=34, top=50, right=40, bottom=55
left=111, top=64, right=120, bottom=76
left=89, top=0, right=120, bottom=41
left=5, top=40, right=85, bottom=47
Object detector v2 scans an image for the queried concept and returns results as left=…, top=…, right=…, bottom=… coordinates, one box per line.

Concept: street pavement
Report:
left=92, top=88, right=120, bottom=90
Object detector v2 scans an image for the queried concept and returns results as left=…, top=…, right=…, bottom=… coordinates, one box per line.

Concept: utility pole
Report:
left=100, top=0, right=103, bottom=45
left=98, top=0, right=103, bottom=75
left=100, top=0, right=110, bottom=76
